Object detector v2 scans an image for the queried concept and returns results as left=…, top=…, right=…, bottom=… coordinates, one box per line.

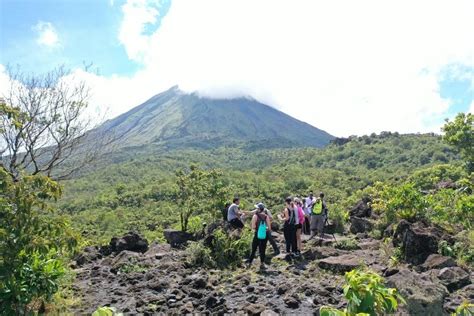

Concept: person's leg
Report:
left=309, top=216, right=316, bottom=239
left=283, top=223, right=291, bottom=253
left=296, top=227, right=302, bottom=253
left=288, top=224, right=296, bottom=253
left=268, top=232, right=280, bottom=255
left=317, top=215, right=325, bottom=238
left=247, top=235, right=258, bottom=264
left=259, top=238, right=267, bottom=264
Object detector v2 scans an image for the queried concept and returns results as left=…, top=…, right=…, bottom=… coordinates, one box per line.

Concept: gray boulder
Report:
left=110, top=231, right=148, bottom=253
left=386, top=269, right=448, bottom=316
left=163, top=229, right=194, bottom=248
left=318, top=254, right=361, bottom=273
left=438, top=267, right=471, bottom=292
left=349, top=216, right=373, bottom=234
left=443, top=284, right=474, bottom=314
left=349, top=198, right=372, bottom=218
left=393, top=220, right=444, bottom=265
left=421, top=254, right=456, bottom=271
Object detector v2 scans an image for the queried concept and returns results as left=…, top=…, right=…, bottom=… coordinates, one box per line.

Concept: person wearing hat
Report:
left=310, top=192, right=328, bottom=240
left=245, top=203, right=272, bottom=269
left=250, top=202, right=280, bottom=255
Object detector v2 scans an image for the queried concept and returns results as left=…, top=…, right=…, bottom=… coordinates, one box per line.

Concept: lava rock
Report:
left=421, top=254, right=456, bottom=271
left=110, top=231, right=148, bottom=253
left=318, top=254, right=361, bottom=273
left=443, top=284, right=474, bottom=314
left=349, top=198, right=372, bottom=218
left=164, top=229, right=194, bottom=248
left=438, top=267, right=471, bottom=292
left=386, top=269, right=448, bottom=315
left=349, top=216, right=373, bottom=234
left=74, top=246, right=101, bottom=266
left=393, top=220, right=444, bottom=265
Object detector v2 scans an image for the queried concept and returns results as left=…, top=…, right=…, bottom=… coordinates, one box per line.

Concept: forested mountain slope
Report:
left=92, top=86, right=334, bottom=150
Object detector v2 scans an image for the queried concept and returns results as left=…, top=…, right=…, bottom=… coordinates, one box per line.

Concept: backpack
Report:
left=257, top=213, right=268, bottom=240
left=288, top=207, right=296, bottom=225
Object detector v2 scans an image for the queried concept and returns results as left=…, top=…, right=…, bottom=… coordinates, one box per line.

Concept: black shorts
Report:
left=229, top=218, right=244, bottom=229
left=295, top=224, right=302, bottom=229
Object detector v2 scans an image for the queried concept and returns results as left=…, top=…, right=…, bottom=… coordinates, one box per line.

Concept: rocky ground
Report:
left=70, top=222, right=473, bottom=315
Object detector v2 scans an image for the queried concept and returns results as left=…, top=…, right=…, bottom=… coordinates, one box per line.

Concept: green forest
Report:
left=60, top=130, right=470, bottom=244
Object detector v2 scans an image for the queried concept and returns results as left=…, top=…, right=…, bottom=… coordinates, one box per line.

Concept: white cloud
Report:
left=32, top=1, right=474, bottom=136
left=33, top=21, right=59, bottom=47
left=118, top=0, right=161, bottom=62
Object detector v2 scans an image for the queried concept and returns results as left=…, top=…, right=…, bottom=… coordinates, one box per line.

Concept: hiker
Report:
left=294, top=198, right=305, bottom=255
left=250, top=202, right=280, bottom=255
left=310, top=192, right=328, bottom=240
left=245, top=205, right=272, bottom=269
left=303, top=192, right=315, bottom=235
left=222, top=202, right=231, bottom=222
left=281, top=197, right=298, bottom=256
left=227, top=197, right=245, bottom=229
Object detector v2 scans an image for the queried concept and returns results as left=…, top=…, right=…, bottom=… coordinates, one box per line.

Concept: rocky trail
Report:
left=70, top=217, right=473, bottom=315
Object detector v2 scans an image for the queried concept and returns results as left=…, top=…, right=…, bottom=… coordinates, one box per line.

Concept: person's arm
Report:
left=251, top=215, right=257, bottom=230
left=266, top=215, right=272, bottom=231
left=283, top=208, right=289, bottom=221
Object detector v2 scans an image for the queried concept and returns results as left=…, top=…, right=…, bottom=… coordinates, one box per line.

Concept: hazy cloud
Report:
left=33, top=21, right=59, bottom=47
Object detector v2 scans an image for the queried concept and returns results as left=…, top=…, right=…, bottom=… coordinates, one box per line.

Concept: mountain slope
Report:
left=96, top=86, right=334, bottom=149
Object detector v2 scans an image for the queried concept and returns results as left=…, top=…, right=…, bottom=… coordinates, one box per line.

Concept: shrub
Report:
left=92, top=306, right=123, bottom=316
left=211, top=228, right=253, bottom=268
left=335, top=238, right=359, bottom=251
left=320, top=269, right=405, bottom=316
left=0, top=170, right=79, bottom=314
left=451, top=301, right=474, bottom=316
left=185, top=241, right=215, bottom=268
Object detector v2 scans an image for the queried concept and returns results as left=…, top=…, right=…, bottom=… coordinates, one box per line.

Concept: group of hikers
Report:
left=223, top=192, right=328, bottom=269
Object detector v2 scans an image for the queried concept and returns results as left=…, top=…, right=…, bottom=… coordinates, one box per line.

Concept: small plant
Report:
left=379, top=238, right=401, bottom=267
left=320, top=268, right=405, bottom=316
left=185, top=241, right=215, bottom=268
left=211, top=228, right=252, bottom=268
left=118, top=263, right=148, bottom=274
left=451, top=301, right=474, bottom=316
left=92, top=306, right=123, bottom=316
left=335, top=238, right=360, bottom=251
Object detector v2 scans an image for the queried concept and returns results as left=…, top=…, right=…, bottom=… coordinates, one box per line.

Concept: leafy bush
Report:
left=0, top=170, right=79, bottom=314
left=185, top=227, right=253, bottom=269
left=335, top=238, right=359, bottom=250
left=438, top=232, right=474, bottom=267
left=211, top=228, right=253, bottom=269
left=451, top=301, right=474, bottom=316
left=92, top=306, right=123, bottom=316
left=320, top=269, right=405, bottom=316
left=185, top=241, right=215, bottom=268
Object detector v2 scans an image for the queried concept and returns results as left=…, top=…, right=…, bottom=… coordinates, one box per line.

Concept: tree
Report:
left=175, top=165, right=228, bottom=232
left=0, top=67, right=102, bottom=313
left=442, top=113, right=474, bottom=173
left=1, top=66, right=105, bottom=181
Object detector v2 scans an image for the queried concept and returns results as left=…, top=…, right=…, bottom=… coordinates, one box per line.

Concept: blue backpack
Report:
left=257, top=214, right=267, bottom=240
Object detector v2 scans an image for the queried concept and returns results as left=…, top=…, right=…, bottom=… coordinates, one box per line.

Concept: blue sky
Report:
left=0, top=0, right=473, bottom=136
left=0, top=0, right=170, bottom=76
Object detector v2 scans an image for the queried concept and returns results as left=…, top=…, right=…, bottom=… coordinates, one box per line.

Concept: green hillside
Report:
left=59, top=132, right=462, bottom=244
